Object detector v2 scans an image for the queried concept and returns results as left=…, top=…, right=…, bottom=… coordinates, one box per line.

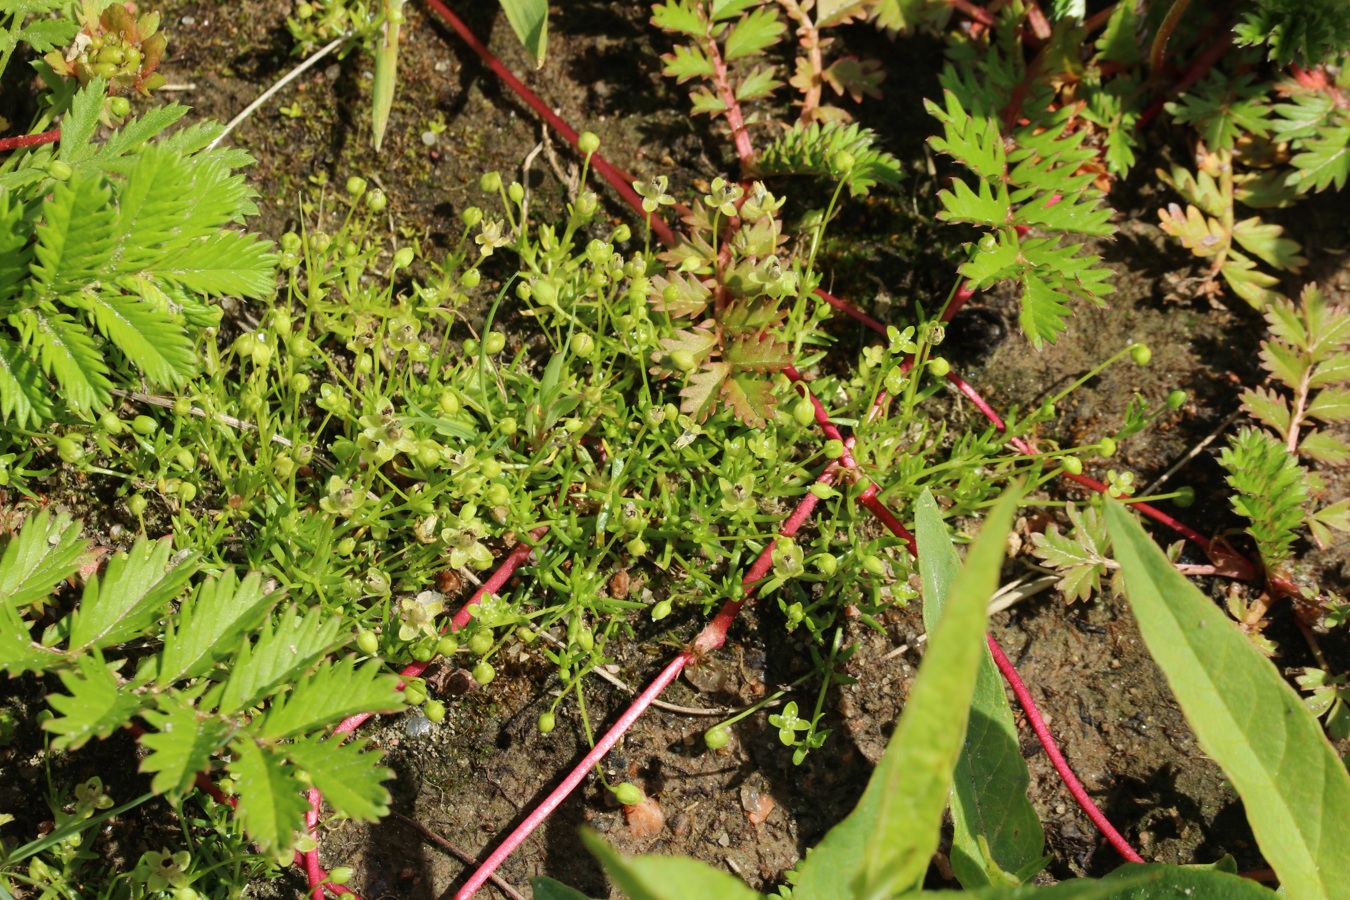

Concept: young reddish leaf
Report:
left=724, top=332, right=791, bottom=373
left=649, top=273, right=712, bottom=319
left=680, top=362, right=728, bottom=423
left=821, top=56, right=884, bottom=103
left=1157, top=203, right=1227, bottom=258
left=721, top=372, right=776, bottom=426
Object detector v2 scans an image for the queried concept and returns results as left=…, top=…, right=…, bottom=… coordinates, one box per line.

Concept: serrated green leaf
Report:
left=723, top=7, right=784, bottom=61
left=145, top=230, right=277, bottom=298
left=1157, top=203, right=1227, bottom=258
left=1165, top=72, right=1272, bottom=152
left=711, top=0, right=760, bottom=21
left=1028, top=503, right=1111, bottom=603
left=916, top=492, right=1045, bottom=889
left=937, top=178, right=1010, bottom=227
left=217, top=606, right=345, bottom=715
left=651, top=2, right=705, bottom=37
left=721, top=371, right=776, bottom=427
left=92, top=104, right=191, bottom=167
left=679, top=361, right=727, bottom=423
left=58, top=79, right=109, bottom=166
left=228, top=738, right=309, bottom=854
left=1094, top=2, right=1140, bottom=65
left=0, top=337, right=52, bottom=427
left=138, top=695, right=231, bottom=799
left=1312, top=498, right=1350, bottom=532
left=689, top=86, right=728, bottom=116
left=1299, top=431, right=1350, bottom=466
left=1018, top=273, right=1073, bottom=350
left=724, top=332, right=791, bottom=373
left=31, top=172, right=118, bottom=297
left=500, top=0, right=547, bottom=66
left=43, top=652, right=144, bottom=750
left=158, top=570, right=274, bottom=685
left=1220, top=428, right=1307, bottom=570
left=0, top=603, right=62, bottom=676
left=662, top=44, right=714, bottom=83
left=926, top=92, right=1006, bottom=180
left=582, top=830, right=765, bottom=900
left=1014, top=190, right=1113, bottom=237
left=1307, top=387, right=1350, bottom=423
left=21, top=309, right=113, bottom=412
left=1261, top=335, right=1310, bottom=387
left=86, top=292, right=196, bottom=387
left=1286, top=125, right=1350, bottom=193
left=1232, top=217, right=1306, bottom=272
left=66, top=536, right=196, bottom=651
left=0, top=508, right=90, bottom=611
left=1221, top=251, right=1283, bottom=309
left=1106, top=502, right=1350, bottom=899
left=1241, top=387, right=1292, bottom=436
left=259, top=656, right=403, bottom=739
left=734, top=64, right=779, bottom=102
left=282, top=734, right=393, bottom=822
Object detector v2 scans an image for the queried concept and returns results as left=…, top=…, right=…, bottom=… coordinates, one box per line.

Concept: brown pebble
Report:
left=624, top=797, right=665, bottom=838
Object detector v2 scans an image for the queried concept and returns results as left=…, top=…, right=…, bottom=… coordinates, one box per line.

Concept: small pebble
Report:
left=421, top=131, right=437, bottom=146
left=180, top=15, right=195, bottom=25
left=404, top=712, right=433, bottom=737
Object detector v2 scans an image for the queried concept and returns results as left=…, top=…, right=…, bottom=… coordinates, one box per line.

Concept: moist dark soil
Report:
left=4, top=2, right=1350, bottom=899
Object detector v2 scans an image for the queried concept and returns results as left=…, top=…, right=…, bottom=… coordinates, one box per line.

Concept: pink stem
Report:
left=456, top=462, right=841, bottom=897
left=417, top=0, right=677, bottom=247
left=0, top=128, right=59, bottom=151
left=703, top=14, right=755, bottom=167
left=450, top=526, right=551, bottom=631
left=985, top=635, right=1145, bottom=863
left=815, top=287, right=888, bottom=336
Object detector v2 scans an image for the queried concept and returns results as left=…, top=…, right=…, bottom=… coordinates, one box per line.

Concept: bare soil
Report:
left=4, top=2, right=1350, bottom=898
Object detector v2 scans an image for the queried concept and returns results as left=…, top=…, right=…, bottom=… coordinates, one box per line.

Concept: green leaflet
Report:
left=531, top=878, right=596, bottom=900
left=0, top=508, right=89, bottom=611
left=43, top=652, right=145, bottom=751
left=1105, top=502, right=1350, bottom=898
left=228, top=737, right=311, bottom=855
left=500, top=0, right=549, bottom=67
left=915, top=492, right=1046, bottom=888
left=64, top=535, right=197, bottom=652
left=582, top=830, right=766, bottom=900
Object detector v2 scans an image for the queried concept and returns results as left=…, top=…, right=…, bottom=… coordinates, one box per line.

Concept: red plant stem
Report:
left=456, top=462, right=841, bottom=898
left=985, top=636, right=1145, bottom=863
left=1148, top=0, right=1193, bottom=74
left=417, top=0, right=677, bottom=247
left=948, top=0, right=996, bottom=28
left=450, top=525, right=551, bottom=630
left=0, top=128, right=60, bottom=152
left=702, top=16, right=755, bottom=168
left=815, top=286, right=888, bottom=335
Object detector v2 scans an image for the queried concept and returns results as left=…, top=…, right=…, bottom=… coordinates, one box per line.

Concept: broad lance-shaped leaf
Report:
left=371, top=0, right=401, bottom=151
left=157, top=570, right=274, bottom=685
left=500, top=0, right=548, bottom=67
left=65, top=535, right=197, bottom=652
left=908, top=860, right=1275, bottom=897
left=282, top=734, right=394, bottom=823
left=1105, top=502, right=1350, bottom=899
left=0, top=508, right=91, bottom=611
left=916, top=492, right=1045, bottom=888
left=44, top=652, right=145, bottom=751
left=258, top=656, right=405, bottom=739
left=228, top=737, right=311, bottom=854
left=139, top=694, right=231, bottom=799
left=581, top=830, right=765, bottom=900
left=788, top=488, right=1020, bottom=900
left=532, top=877, right=595, bottom=900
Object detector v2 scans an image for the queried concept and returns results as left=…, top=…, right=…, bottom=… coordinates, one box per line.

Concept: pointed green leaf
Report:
left=0, top=508, right=90, bottom=611
left=66, top=536, right=196, bottom=651
left=0, top=336, right=53, bottom=426
left=581, top=830, right=765, bottom=900
left=1240, top=387, right=1292, bottom=436
left=679, top=361, right=728, bottom=423
left=258, top=656, right=404, bottom=739
left=228, top=738, right=310, bottom=854
left=157, top=570, right=274, bottom=685
left=43, top=652, right=144, bottom=750
left=0, top=604, right=62, bottom=676
left=1299, top=431, right=1350, bottom=466
left=723, top=7, right=784, bottom=61
left=139, top=694, right=231, bottom=798
left=916, top=492, right=1045, bottom=888
left=1106, top=502, right=1350, bottom=899
left=532, top=877, right=598, bottom=900
left=217, top=606, right=345, bottom=715
left=145, top=230, right=277, bottom=298
left=282, top=734, right=394, bottom=822
left=86, top=291, right=196, bottom=387
left=23, top=309, right=113, bottom=412
left=1306, top=387, right=1350, bottom=423
left=58, top=79, right=109, bottom=165
left=500, top=0, right=548, bottom=66
left=30, top=173, right=118, bottom=297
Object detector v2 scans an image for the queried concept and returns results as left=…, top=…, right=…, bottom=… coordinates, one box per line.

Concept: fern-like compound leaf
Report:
left=139, top=695, right=232, bottom=799
left=0, top=508, right=90, bottom=612
left=282, top=734, right=395, bottom=823
left=1220, top=427, right=1308, bottom=572
left=23, top=308, right=113, bottom=412
left=157, top=570, right=274, bottom=685
left=44, top=652, right=146, bottom=751
left=30, top=172, right=118, bottom=298
left=755, top=120, right=904, bottom=196
left=66, top=535, right=197, bottom=652
left=228, top=737, right=311, bottom=854
left=216, top=606, right=346, bottom=716
left=0, top=337, right=53, bottom=426
left=146, top=229, right=278, bottom=298
left=258, top=656, right=404, bottom=740
left=87, top=292, right=196, bottom=387
left=1233, top=0, right=1350, bottom=68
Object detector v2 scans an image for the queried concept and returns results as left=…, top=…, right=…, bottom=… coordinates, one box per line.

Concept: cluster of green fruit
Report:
left=44, top=3, right=166, bottom=95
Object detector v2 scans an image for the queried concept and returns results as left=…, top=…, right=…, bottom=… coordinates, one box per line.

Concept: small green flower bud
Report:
left=830, top=150, right=856, bottom=174
left=626, top=537, right=648, bottom=557
left=438, top=391, right=460, bottom=415
left=281, top=231, right=303, bottom=253
left=132, top=415, right=157, bottom=436
left=1167, top=390, right=1187, bottom=409
left=704, top=727, right=730, bottom=750
left=128, top=493, right=147, bottom=516
left=423, top=699, right=446, bottom=723
left=364, top=189, right=387, bottom=212
left=437, top=635, right=459, bottom=656
left=793, top=396, right=815, bottom=426
left=485, top=483, right=510, bottom=507
left=309, top=231, right=331, bottom=254
left=463, top=338, right=480, bottom=356
left=499, top=416, right=518, bottom=436
left=471, top=661, right=495, bottom=685
left=577, top=131, right=601, bottom=155
left=651, top=599, right=672, bottom=621
left=978, top=233, right=998, bottom=253
left=356, top=630, right=380, bottom=655
left=55, top=436, right=83, bottom=464
left=928, top=357, right=951, bottom=377
left=613, top=783, right=643, bottom=806
left=468, top=630, right=494, bottom=656
left=47, top=160, right=73, bottom=181
left=508, top=181, right=524, bottom=204
left=273, top=457, right=296, bottom=479
left=462, top=206, right=484, bottom=228
left=1039, top=401, right=1056, bottom=419
left=99, top=412, right=124, bottom=434
left=484, top=331, right=507, bottom=354
left=1061, top=456, right=1083, bottom=475
left=404, top=682, right=427, bottom=705
left=392, top=246, right=415, bottom=269
left=570, top=333, right=595, bottom=358
left=824, top=439, right=845, bottom=459
left=1174, top=485, right=1195, bottom=508
left=345, top=176, right=367, bottom=197
left=460, top=267, right=482, bottom=288
left=611, top=223, right=631, bottom=243
left=1097, top=437, right=1117, bottom=458
left=861, top=555, right=886, bottom=576
left=576, top=627, right=594, bottom=653
left=480, top=171, right=502, bottom=193
left=175, top=448, right=194, bottom=470
left=177, top=481, right=197, bottom=504
left=328, top=867, right=354, bottom=886
left=107, top=96, right=130, bottom=118
left=538, top=711, right=557, bottom=734
left=814, top=553, right=839, bottom=576
left=289, top=373, right=311, bottom=393
left=809, top=483, right=837, bottom=499
left=1130, top=343, right=1151, bottom=366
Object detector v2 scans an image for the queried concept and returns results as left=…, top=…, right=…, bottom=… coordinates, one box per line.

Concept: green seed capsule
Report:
left=175, top=449, right=194, bottom=470
left=55, top=436, right=83, bottom=464
left=928, top=357, right=951, bottom=377
left=468, top=631, right=494, bottom=656
left=570, top=333, right=595, bottom=358
left=537, top=711, right=556, bottom=734
left=861, top=555, right=885, bottom=575
left=499, top=417, right=518, bottom=436
left=704, top=727, right=730, bottom=750
left=576, top=627, right=594, bottom=653
left=793, top=397, right=815, bottom=426
left=484, top=331, right=506, bottom=354
left=613, top=783, right=643, bottom=806
left=651, top=599, right=672, bottom=621
left=177, top=482, right=197, bottom=504
left=173, top=397, right=192, bottom=416
left=99, top=412, right=124, bottom=434
left=1130, top=343, right=1152, bottom=366
left=335, top=538, right=356, bottom=556
left=577, top=131, right=601, bottom=155
left=626, top=537, right=648, bottom=557
left=824, top=439, right=845, bottom=459
left=423, top=699, right=446, bottom=723
left=132, top=415, right=157, bottom=435
left=437, top=635, right=459, bottom=657
left=1167, top=390, right=1187, bottom=409
left=356, top=631, right=380, bottom=655
left=128, top=493, right=147, bottom=516
left=1097, top=437, right=1117, bottom=458
left=411, top=643, right=434, bottom=662
left=1061, top=456, right=1084, bottom=475
left=345, top=176, right=367, bottom=197
left=471, top=661, right=495, bottom=685
left=364, top=189, right=387, bottom=212
left=814, top=553, right=839, bottom=576
left=328, top=867, right=354, bottom=886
